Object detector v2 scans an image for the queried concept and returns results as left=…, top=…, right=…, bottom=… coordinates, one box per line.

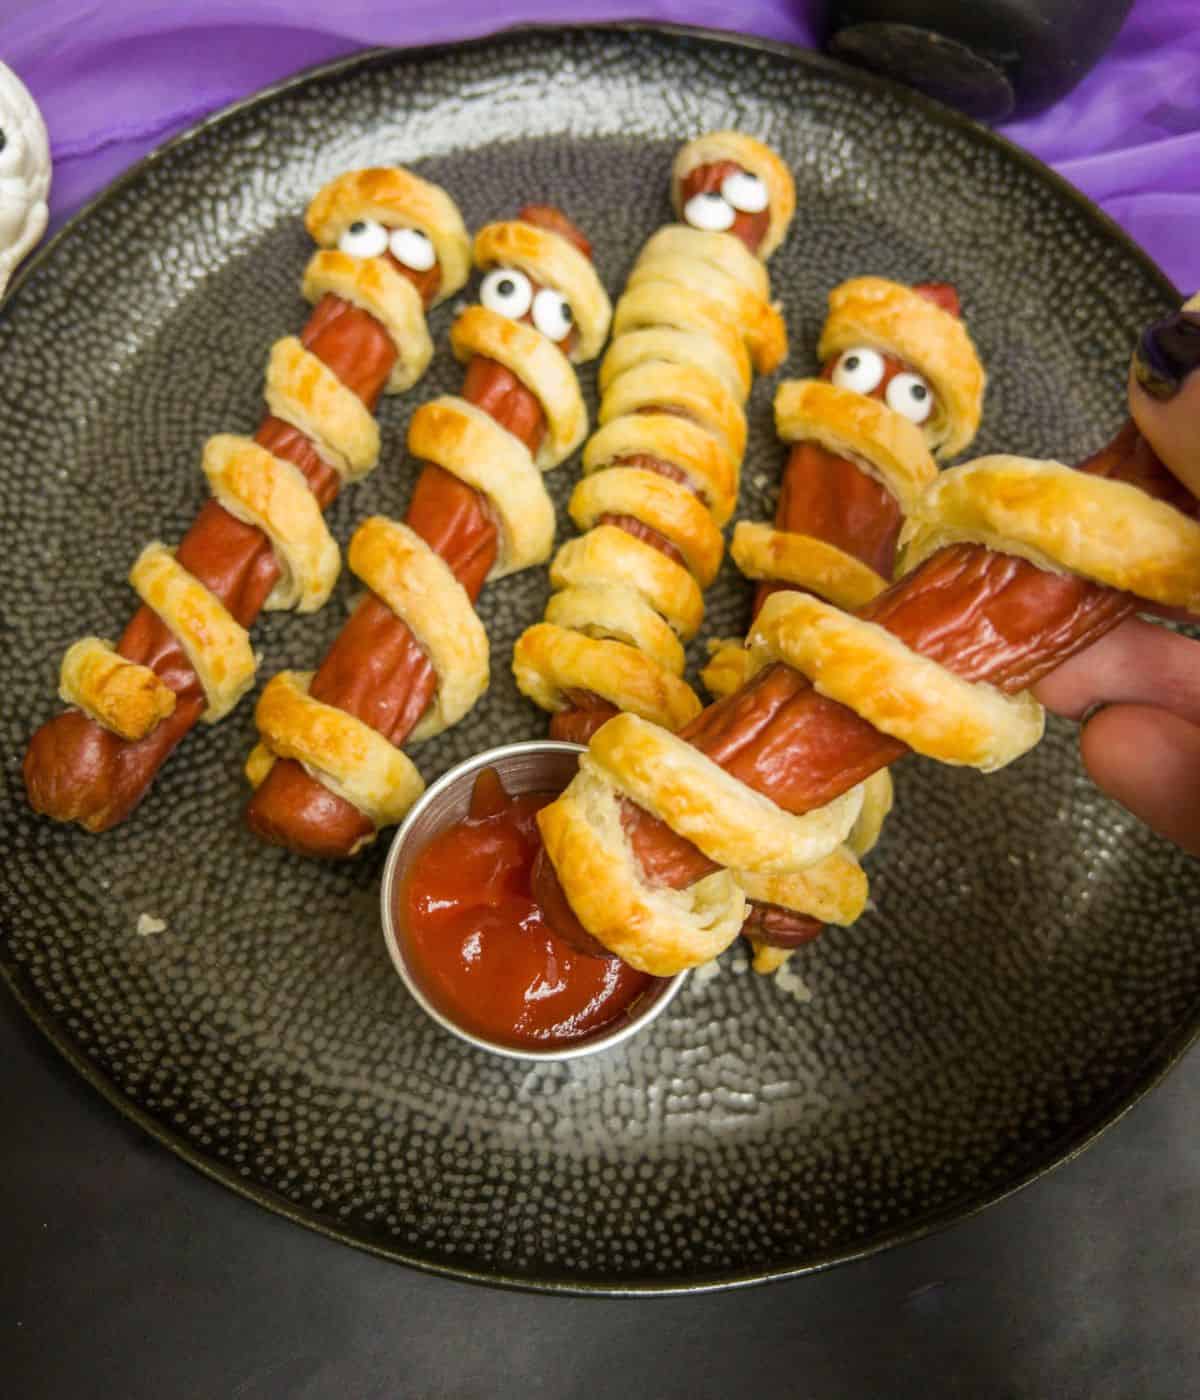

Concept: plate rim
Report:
left=1, top=22, right=1192, bottom=1297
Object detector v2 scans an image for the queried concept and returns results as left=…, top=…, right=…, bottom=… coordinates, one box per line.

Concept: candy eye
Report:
left=720, top=170, right=768, bottom=214
left=832, top=347, right=885, bottom=395
left=480, top=267, right=534, bottom=319
left=531, top=287, right=573, bottom=342
left=388, top=226, right=436, bottom=272
left=885, top=371, right=934, bottom=424
left=683, top=190, right=736, bottom=232
left=337, top=218, right=389, bottom=258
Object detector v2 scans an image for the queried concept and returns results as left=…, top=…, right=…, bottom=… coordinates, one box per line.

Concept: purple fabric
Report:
left=2, top=0, right=1196, bottom=291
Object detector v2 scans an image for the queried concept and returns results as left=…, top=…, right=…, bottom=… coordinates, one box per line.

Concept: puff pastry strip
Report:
left=347, top=517, right=489, bottom=744
left=749, top=591, right=1046, bottom=772
left=537, top=765, right=747, bottom=975
left=899, top=455, right=1200, bottom=610
left=513, top=622, right=701, bottom=732
left=730, top=522, right=889, bottom=613
left=129, top=544, right=258, bottom=724
left=58, top=638, right=176, bottom=742
left=774, top=379, right=939, bottom=515
left=544, top=584, right=686, bottom=678
left=670, top=130, right=797, bottom=261
left=247, top=671, right=425, bottom=839
left=406, top=396, right=555, bottom=578
left=302, top=249, right=433, bottom=394
left=202, top=434, right=340, bottom=614
left=449, top=305, right=586, bottom=468
left=587, top=712, right=866, bottom=875
left=264, top=336, right=380, bottom=482
left=734, top=846, right=869, bottom=928
left=550, top=525, right=705, bottom=642
left=474, top=219, right=611, bottom=362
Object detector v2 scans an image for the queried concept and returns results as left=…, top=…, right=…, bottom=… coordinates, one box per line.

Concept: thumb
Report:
left=1079, top=704, right=1200, bottom=859
left=1128, top=293, right=1200, bottom=500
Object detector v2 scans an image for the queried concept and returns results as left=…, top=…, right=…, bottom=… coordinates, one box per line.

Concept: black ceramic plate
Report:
left=1, top=27, right=1193, bottom=1295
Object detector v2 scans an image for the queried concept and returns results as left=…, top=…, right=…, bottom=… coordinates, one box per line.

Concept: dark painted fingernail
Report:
left=1132, top=307, right=1200, bottom=401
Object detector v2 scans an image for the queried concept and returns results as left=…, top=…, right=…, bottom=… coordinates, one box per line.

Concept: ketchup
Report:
left=398, top=768, right=659, bottom=1049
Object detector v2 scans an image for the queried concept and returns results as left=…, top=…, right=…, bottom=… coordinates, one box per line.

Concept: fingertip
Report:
left=1127, top=348, right=1200, bottom=500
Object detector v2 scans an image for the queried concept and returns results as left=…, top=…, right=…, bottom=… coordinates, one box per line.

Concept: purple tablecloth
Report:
left=2, top=0, right=1196, bottom=292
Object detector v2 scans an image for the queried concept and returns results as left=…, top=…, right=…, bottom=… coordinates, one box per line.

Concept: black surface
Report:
left=823, top=0, right=1135, bottom=118
left=1, top=26, right=1194, bottom=1294
left=4, top=986, right=1198, bottom=1396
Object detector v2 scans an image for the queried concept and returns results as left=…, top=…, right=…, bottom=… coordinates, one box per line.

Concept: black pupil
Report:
left=560, top=303, right=573, bottom=323
left=704, top=191, right=723, bottom=201
left=497, top=277, right=515, bottom=296
left=911, top=383, right=928, bottom=400
left=0, top=130, right=6, bottom=153
left=845, top=356, right=859, bottom=370
left=349, top=221, right=366, bottom=235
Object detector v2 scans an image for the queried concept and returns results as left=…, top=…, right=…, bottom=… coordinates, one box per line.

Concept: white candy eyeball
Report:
left=388, top=226, right=436, bottom=272
left=832, top=346, right=885, bottom=396
left=720, top=170, right=769, bottom=214
left=337, top=218, right=389, bottom=259
left=682, top=190, right=736, bottom=232
left=885, top=371, right=934, bottom=424
left=480, top=267, right=534, bottom=320
left=531, top=287, right=574, bottom=342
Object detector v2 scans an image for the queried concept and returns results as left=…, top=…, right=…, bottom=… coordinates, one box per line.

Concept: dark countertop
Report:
left=3, top=987, right=1197, bottom=1399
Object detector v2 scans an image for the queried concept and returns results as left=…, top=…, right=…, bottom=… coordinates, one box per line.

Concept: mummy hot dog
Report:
left=23, top=168, right=470, bottom=831
left=243, top=207, right=612, bottom=856
left=532, top=297, right=1200, bottom=978
left=702, top=277, right=986, bottom=970
left=512, top=132, right=795, bottom=742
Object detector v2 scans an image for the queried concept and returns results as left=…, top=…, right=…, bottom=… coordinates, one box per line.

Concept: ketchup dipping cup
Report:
left=380, top=741, right=687, bottom=1061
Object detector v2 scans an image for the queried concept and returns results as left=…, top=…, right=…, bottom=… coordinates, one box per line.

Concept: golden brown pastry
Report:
left=347, top=517, right=489, bottom=742
left=473, top=220, right=611, bottom=362
left=58, top=639, right=176, bottom=742
left=899, top=454, right=1200, bottom=609
left=302, top=250, right=434, bottom=393
left=749, top=591, right=1046, bottom=772
left=202, top=435, right=339, bottom=614
left=129, top=544, right=258, bottom=723
left=248, top=671, right=425, bottom=845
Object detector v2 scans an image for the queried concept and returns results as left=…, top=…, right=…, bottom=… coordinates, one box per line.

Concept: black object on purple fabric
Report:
left=823, top=0, right=1135, bottom=120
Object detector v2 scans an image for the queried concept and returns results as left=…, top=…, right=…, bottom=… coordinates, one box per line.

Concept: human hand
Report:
left=1033, top=298, right=1200, bottom=856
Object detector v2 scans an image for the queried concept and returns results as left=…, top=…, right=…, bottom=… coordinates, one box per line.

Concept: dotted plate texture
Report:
left=0, top=28, right=1193, bottom=1295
